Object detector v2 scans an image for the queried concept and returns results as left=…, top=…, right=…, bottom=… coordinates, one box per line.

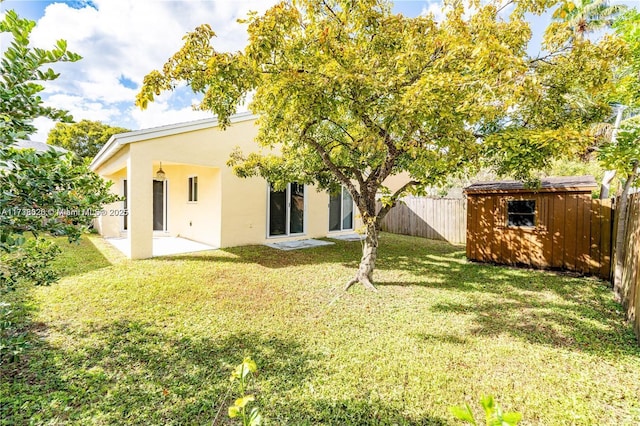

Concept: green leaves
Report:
left=449, top=395, right=522, bottom=426
left=0, top=9, right=82, bottom=146
left=46, top=119, right=130, bottom=159
left=598, top=120, right=640, bottom=180
left=450, top=404, right=477, bottom=424
left=231, top=357, right=258, bottom=383
left=137, top=0, right=618, bottom=195
left=0, top=10, right=115, bottom=283
left=612, top=9, right=640, bottom=108
left=0, top=147, right=119, bottom=292
left=226, top=357, right=263, bottom=426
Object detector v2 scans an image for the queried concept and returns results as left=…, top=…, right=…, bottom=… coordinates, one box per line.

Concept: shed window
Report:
left=188, top=176, right=198, bottom=202
left=507, top=200, right=535, bottom=227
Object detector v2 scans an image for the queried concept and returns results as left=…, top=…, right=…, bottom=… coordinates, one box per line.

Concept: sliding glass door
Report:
left=329, top=186, right=354, bottom=232
left=269, top=183, right=305, bottom=237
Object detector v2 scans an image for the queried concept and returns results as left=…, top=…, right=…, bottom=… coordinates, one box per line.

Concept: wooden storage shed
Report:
left=464, top=176, right=613, bottom=279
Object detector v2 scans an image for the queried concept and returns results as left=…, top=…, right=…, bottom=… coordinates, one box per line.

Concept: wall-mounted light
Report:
left=155, top=162, right=166, bottom=181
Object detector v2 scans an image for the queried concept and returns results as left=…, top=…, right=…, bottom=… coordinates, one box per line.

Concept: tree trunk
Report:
left=344, top=220, right=379, bottom=292
left=601, top=106, right=625, bottom=199
left=600, top=170, right=616, bottom=199
left=613, top=165, right=638, bottom=306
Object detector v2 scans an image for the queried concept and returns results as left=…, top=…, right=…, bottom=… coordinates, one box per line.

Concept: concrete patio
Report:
left=105, top=236, right=217, bottom=258
left=265, top=238, right=334, bottom=251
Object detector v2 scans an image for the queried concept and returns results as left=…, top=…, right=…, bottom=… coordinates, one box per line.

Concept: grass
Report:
left=2, top=233, right=640, bottom=425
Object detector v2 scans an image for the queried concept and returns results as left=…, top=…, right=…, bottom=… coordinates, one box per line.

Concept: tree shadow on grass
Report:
left=2, top=318, right=448, bottom=425
left=114, top=232, right=637, bottom=359
left=157, top=233, right=459, bottom=271
left=53, top=236, right=113, bottom=278
left=162, top=239, right=364, bottom=270
left=372, top=245, right=639, bottom=358
left=276, top=397, right=450, bottom=425
left=3, top=319, right=319, bottom=424
left=430, top=297, right=639, bottom=357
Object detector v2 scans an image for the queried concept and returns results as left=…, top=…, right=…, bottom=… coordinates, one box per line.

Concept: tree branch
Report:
left=359, top=112, right=401, bottom=187
left=529, top=46, right=572, bottom=65
left=301, top=120, right=364, bottom=208
left=376, top=180, right=420, bottom=223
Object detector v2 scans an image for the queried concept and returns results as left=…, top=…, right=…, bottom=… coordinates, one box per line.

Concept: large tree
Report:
left=137, top=0, right=620, bottom=290
left=612, top=8, right=640, bottom=109
left=0, top=9, right=117, bottom=292
left=47, top=120, right=130, bottom=159
left=550, top=0, right=627, bottom=199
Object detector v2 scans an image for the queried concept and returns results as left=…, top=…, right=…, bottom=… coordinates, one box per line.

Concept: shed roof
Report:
left=464, top=176, right=598, bottom=194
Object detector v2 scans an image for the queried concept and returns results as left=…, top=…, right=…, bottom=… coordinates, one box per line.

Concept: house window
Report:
left=329, top=186, right=354, bottom=231
left=507, top=200, right=535, bottom=227
left=188, top=176, right=198, bottom=202
left=268, top=182, right=305, bottom=237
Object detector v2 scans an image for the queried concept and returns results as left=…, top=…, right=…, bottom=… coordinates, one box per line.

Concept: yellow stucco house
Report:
left=90, top=112, right=361, bottom=259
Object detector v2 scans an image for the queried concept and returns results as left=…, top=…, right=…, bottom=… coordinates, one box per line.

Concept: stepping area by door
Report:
left=105, top=237, right=216, bottom=257
left=265, top=233, right=364, bottom=250
left=265, top=239, right=334, bottom=251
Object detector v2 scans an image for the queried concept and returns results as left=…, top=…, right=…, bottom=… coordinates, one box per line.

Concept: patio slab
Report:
left=326, top=233, right=365, bottom=242
left=265, top=239, right=334, bottom=251
left=105, top=236, right=217, bottom=257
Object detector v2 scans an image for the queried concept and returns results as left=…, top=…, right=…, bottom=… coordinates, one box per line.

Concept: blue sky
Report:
left=0, top=0, right=636, bottom=141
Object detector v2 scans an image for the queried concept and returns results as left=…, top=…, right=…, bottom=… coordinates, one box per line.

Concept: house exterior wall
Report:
left=161, top=164, right=222, bottom=247
left=92, top=118, right=362, bottom=257
left=94, top=168, right=127, bottom=238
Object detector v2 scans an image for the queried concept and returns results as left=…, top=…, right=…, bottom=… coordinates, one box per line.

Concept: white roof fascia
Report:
left=89, top=111, right=258, bottom=172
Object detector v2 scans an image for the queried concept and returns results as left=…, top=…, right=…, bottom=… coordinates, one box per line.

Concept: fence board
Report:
left=564, top=195, right=578, bottom=271
left=600, top=199, right=613, bottom=279
left=611, top=193, right=640, bottom=343
left=381, top=197, right=467, bottom=244
left=579, top=196, right=591, bottom=274
left=590, top=200, right=603, bottom=276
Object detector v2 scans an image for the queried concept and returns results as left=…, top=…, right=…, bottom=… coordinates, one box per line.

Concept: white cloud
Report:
left=129, top=94, right=212, bottom=130
left=23, top=0, right=277, bottom=136
left=31, top=118, right=57, bottom=143
left=30, top=94, right=122, bottom=142
left=420, top=1, right=446, bottom=21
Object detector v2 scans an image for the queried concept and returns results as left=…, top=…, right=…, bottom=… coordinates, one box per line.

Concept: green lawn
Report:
left=2, top=233, right=640, bottom=425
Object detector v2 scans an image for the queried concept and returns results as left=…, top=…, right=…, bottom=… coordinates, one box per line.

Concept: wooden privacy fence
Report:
left=614, top=193, right=640, bottom=342
left=380, top=197, right=466, bottom=244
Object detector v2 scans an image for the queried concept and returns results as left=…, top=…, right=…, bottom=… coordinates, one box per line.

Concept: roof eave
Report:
left=89, top=112, right=258, bottom=172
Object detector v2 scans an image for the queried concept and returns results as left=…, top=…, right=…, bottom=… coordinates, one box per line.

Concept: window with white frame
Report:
left=188, top=176, right=198, bottom=202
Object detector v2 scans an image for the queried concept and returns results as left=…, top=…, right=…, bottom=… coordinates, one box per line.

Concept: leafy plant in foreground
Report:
left=220, top=356, right=262, bottom=426
left=450, top=395, right=522, bottom=426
